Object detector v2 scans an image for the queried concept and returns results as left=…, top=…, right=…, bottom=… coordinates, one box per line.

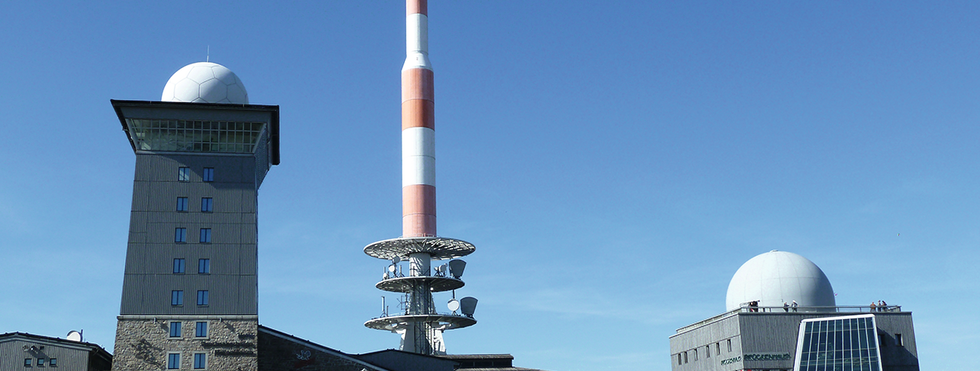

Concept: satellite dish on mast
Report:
left=448, top=259, right=466, bottom=279
left=460, top=297, right=478, bottom=317
left=66, top=330, right=82, bottom=342
left=448, top=298, right=460, bottom=312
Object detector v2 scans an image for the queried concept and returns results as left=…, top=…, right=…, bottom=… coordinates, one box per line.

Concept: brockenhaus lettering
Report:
left=743, top=353, right=791, bottom=361
left=720, top=356, right=741, bottom=365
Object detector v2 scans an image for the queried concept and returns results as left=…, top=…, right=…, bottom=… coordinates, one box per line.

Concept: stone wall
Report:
left=111, top=317, right=257, bottom=371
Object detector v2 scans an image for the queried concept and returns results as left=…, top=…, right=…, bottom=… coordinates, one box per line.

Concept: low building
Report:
left=0, top=332, right=112, bottom=371
left=670, top=251, right=919, bottom=371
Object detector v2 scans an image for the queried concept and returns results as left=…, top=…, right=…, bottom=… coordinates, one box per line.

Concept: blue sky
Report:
left=2, top=1, right=979, bottom=370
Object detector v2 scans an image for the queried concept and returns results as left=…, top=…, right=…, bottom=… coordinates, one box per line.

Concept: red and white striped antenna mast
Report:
left=363, top=0, right=479, bottom=356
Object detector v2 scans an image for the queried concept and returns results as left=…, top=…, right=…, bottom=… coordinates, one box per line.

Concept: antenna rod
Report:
left=402, top=0, right=436, bottom=238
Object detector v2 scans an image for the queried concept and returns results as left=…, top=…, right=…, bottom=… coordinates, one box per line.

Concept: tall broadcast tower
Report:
left=363, top=0, right=478, bottom=356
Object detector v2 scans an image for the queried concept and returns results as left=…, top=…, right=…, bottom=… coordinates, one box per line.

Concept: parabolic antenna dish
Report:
left=66, top=331, right=82, bottom=342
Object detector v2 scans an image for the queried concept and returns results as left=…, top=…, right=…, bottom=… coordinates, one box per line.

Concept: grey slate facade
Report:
left=1, top=332, right=112, bottom=371
left=110, top=100, right=279, bottom=371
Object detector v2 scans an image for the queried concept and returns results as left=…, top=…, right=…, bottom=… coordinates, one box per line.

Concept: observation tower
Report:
left=363, top=0, right=478, bottom=356
left=110, top=61, right=278, bottom=371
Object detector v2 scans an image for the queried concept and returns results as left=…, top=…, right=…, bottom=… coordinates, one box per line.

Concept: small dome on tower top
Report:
left=725, top=250, right=835, bottom=311
left=161, top=62, right=248, bottom=104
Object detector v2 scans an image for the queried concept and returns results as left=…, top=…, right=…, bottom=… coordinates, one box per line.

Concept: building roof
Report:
left=0, top=332, right=112, bottom=362
left=438, top=354, right=546, bottom=371
left=257, top=325, right=391, bottom=371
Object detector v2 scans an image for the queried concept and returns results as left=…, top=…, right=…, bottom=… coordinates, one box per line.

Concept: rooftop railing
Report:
left=737, top=304, right=902, bottom=314
left=675, top=304, right=904, bottom=334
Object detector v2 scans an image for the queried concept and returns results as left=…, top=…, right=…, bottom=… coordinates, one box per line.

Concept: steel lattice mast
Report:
left=363, top=0, right=478, bottom=356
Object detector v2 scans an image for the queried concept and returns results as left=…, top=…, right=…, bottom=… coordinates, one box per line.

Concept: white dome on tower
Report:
left=161, top=62, right=248, bottom=104
left=725, top=250, right=835, bottom=311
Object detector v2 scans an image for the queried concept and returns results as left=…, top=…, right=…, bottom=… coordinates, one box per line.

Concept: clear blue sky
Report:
left=2, top=1, right=978, bottom=370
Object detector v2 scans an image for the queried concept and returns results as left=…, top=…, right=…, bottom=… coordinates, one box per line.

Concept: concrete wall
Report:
left=669, top=313, right=742, bottom=371
left=120, top=153, right=259, bottom=316
left=875, top=313, right=919, bottom=371
left=737, top=313, right=803, bottom=370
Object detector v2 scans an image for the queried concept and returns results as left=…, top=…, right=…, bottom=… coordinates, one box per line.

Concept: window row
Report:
left=125, top=118, right=264, bottom=154
left=23, top=358, right=56, bottom=367
left=168, top=321, right=209, bottom=338
left=172, top=258, right=210, bottom=274
left=178, top=167, right=214, bottom=182
left=176, top=197, right=213, bottom=212
left=168, top=352, right=208, bottom=370
left=677, top=339, right=732, bottom=365
left=174, top=228, right=212, bottom=243
left=171, top=290, right=209, bottom=306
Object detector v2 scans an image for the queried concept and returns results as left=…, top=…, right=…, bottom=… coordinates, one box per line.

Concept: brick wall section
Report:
left=111, top=318, right=258, bottom=371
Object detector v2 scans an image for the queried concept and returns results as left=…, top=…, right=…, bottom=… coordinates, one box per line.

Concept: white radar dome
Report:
left=162, top=62, right=248, bottom=104
left=725, top=250, right=835, bottom=311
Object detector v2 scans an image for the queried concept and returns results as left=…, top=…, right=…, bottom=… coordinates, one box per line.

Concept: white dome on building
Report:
left=725, top=250, right=835, bottom=311
left=161, top=62, right=248, bottom=104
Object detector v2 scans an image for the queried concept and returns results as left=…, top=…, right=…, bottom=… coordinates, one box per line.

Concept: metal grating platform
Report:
left=364, top=237, right=476, bottom=260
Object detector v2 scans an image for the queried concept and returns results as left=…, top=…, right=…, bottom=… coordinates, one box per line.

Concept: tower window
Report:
left=727, top=339, right=732, bottom=352
left=37, top=359, right=44, bottom=367
left=172, top=290, right=184, bottom=306
left=203, top=168, right=214, bottom=182
left=177, top=197, right=188, bottom=212
left=175, top=228, right=187, bottom=243
left=168, top=353, right=180, bottom=369
left=201, top=197, right=213, bottom=212
left=896, top=333, right=904, bottom=346
left=173, top=258, right=185, bottom=274
left=169, top=322, right=181, bottom=337
left=48, top=359, right=56, bottom=367
left=25, top=358, right=32, bottom=367
left=197, top=290, right=209, bottom=306
left=178, top=167, right=190, bottom=182
left=198, top=259, right=210, bottom=274
left=193, top=353, right=206, bottom=369
left=199, top=228, right=211, bottom=243
left=195, top=321, right=208, bottom=337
